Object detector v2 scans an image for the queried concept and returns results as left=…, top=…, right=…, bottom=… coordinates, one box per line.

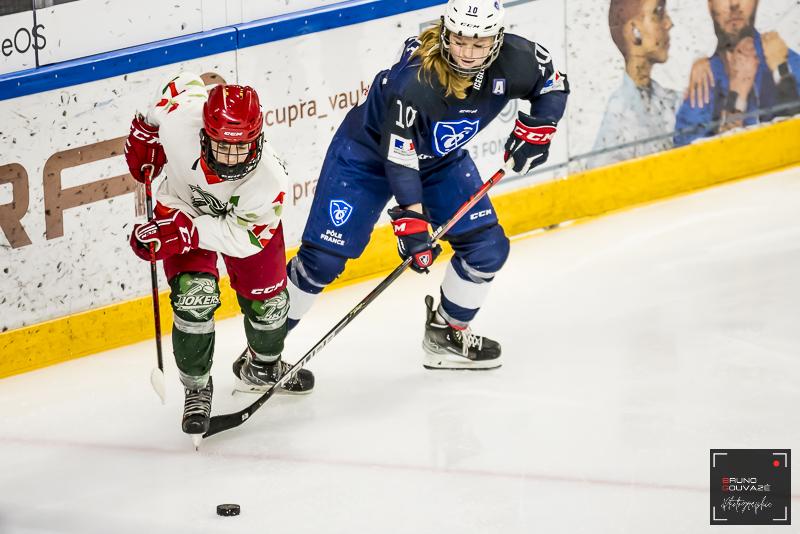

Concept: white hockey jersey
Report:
left=145, top=72, right=287, bottom=259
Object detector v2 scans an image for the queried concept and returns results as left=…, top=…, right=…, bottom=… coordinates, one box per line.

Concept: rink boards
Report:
left=0, top=0, right=799, bottom=377
left=2, top=115, right=797, bottom=378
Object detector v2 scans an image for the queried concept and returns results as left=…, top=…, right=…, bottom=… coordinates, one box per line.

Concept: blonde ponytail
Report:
left=413, top=22, right=472, bottom=100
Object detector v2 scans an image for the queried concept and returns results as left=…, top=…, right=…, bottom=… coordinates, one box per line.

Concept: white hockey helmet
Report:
left=440, top=0, right=506, bottom=76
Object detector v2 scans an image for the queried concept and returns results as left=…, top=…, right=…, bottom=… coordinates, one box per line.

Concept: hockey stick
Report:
left=203, top=158, right=515, bottom=439
left=142, top=164, right=166, bottom=404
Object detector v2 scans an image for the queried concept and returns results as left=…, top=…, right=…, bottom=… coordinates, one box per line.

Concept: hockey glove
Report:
left=124, top=114, right=167, bottom=183
left=387, top=206, right=442, bottom=274
left=130, top=208, right=198, bottom=261
left=504, top=112, right=557, bottom=174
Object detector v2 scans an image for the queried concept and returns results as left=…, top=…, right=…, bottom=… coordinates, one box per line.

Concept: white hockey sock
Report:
left=287, top=276, right=319, bottom=322
left=440, top=261, right=493, bottom=311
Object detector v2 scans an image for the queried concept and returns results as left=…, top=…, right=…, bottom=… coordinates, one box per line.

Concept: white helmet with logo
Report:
left=440, top=0, right=505, bottom=76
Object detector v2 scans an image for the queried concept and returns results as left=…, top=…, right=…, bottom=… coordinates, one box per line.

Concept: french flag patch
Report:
left=388, top=134, right=419, bottom=170
left=541, top=71, right=566, bottom=94
left=394, top=137, right=414, bottom=151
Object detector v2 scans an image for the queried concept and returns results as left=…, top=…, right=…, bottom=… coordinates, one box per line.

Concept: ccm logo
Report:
left=178, top=227, right=193, bottom=253
left=223, top=131, right=244, bottom=137
left=131, top=130, right=159, bottom=143
left=251, top=279, right=286, bottom=295
left=470, top=209, right=493, bottom=220
left=515, top=125, right=557, bottom=144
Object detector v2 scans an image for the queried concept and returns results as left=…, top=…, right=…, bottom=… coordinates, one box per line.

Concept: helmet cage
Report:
left=439, top=20, right=504, bottom=77
left=200, top=130, right=264, bottom=181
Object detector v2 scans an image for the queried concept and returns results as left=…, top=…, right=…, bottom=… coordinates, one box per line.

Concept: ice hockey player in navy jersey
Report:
left=287, top=0, right=569, bottom=369
left=125, top=74, right=314, bottom=439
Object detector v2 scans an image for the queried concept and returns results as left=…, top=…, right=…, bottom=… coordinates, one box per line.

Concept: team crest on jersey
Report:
left=432, top=119, right=480, bottom=156
left=492, top=78, right=506, bottom=95
left=329, top=200, right=354, bottom=227
left=190, top=185, right=227, bottom=216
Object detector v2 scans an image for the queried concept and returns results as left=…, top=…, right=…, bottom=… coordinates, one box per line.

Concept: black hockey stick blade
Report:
left=204, top=387, right=280, bottom=437
left=202, top=159, right=513, bottom=440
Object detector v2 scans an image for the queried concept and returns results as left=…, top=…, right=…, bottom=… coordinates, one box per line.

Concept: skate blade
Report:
left=233, top=379, right=269, bottom=395
left=233, top=378, right=313, bottom=396
left=422, top=350, right=502, bottom=370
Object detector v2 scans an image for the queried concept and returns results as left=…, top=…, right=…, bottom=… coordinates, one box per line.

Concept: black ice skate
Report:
left=182, top=376, right=213, bottom=435
left=422, top=295, right=502, bottom=370
left=232, top=348, right=314, bottom=394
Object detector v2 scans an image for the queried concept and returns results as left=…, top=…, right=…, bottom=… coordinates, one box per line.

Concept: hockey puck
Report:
left=216, top=504, right=240, bottom=516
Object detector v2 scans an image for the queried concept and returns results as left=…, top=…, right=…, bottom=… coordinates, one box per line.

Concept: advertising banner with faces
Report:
left=567, top=0, right=800, bottom=171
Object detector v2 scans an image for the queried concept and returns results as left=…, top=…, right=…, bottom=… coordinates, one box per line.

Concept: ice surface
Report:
left=1, top=166, right=798, bottom=533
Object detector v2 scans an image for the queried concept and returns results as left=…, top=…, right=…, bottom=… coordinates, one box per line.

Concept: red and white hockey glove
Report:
left=387, top=206, right=442, bottom=274
left=504, top=112, right=557, bottom=174
left=130, top=208, right=198, bottom=261
left=124, top=114, right=167, bottom=183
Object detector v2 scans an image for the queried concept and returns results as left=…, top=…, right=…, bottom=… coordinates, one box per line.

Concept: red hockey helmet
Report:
left=200, top=85, right=264, bottom=180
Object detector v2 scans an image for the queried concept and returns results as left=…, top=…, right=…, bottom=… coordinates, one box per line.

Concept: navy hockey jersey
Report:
left=335, top=33, right=569, bottom=206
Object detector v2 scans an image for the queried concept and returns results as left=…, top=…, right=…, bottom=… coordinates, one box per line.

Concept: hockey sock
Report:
left=286, top=247, right=348, bottom=327
left=286, top=275, right=318, bottom=328
left=169, top=273, right=221, bottom=381
left=238, top=289, right=289, bottom=363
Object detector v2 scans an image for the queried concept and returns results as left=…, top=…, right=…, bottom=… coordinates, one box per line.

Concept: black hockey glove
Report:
left=504, top=112, right=558, bottom=174
left=387, top=206, right=442, bottom=274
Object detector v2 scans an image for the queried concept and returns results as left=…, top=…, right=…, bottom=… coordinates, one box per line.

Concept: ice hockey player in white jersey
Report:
left=125, top=73, right=314, bottom=438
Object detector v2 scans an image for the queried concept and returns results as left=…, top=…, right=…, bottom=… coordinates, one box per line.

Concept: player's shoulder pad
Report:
left=147, top=72, right=208, bottom=124
left=501, top=34, right=552, bottom=64
left=387, top=42, right=431, bottom=99
left=230, top=153, right=287, bottom=224
left=155, top=72, right=207, bottom=102
left=256, top=142, right=289, bottom=189
left=390, top=37, right=423, bottom=75
left=501, top=34, right=567, bottom=94
left=400, top=37, right=422, bottom=61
